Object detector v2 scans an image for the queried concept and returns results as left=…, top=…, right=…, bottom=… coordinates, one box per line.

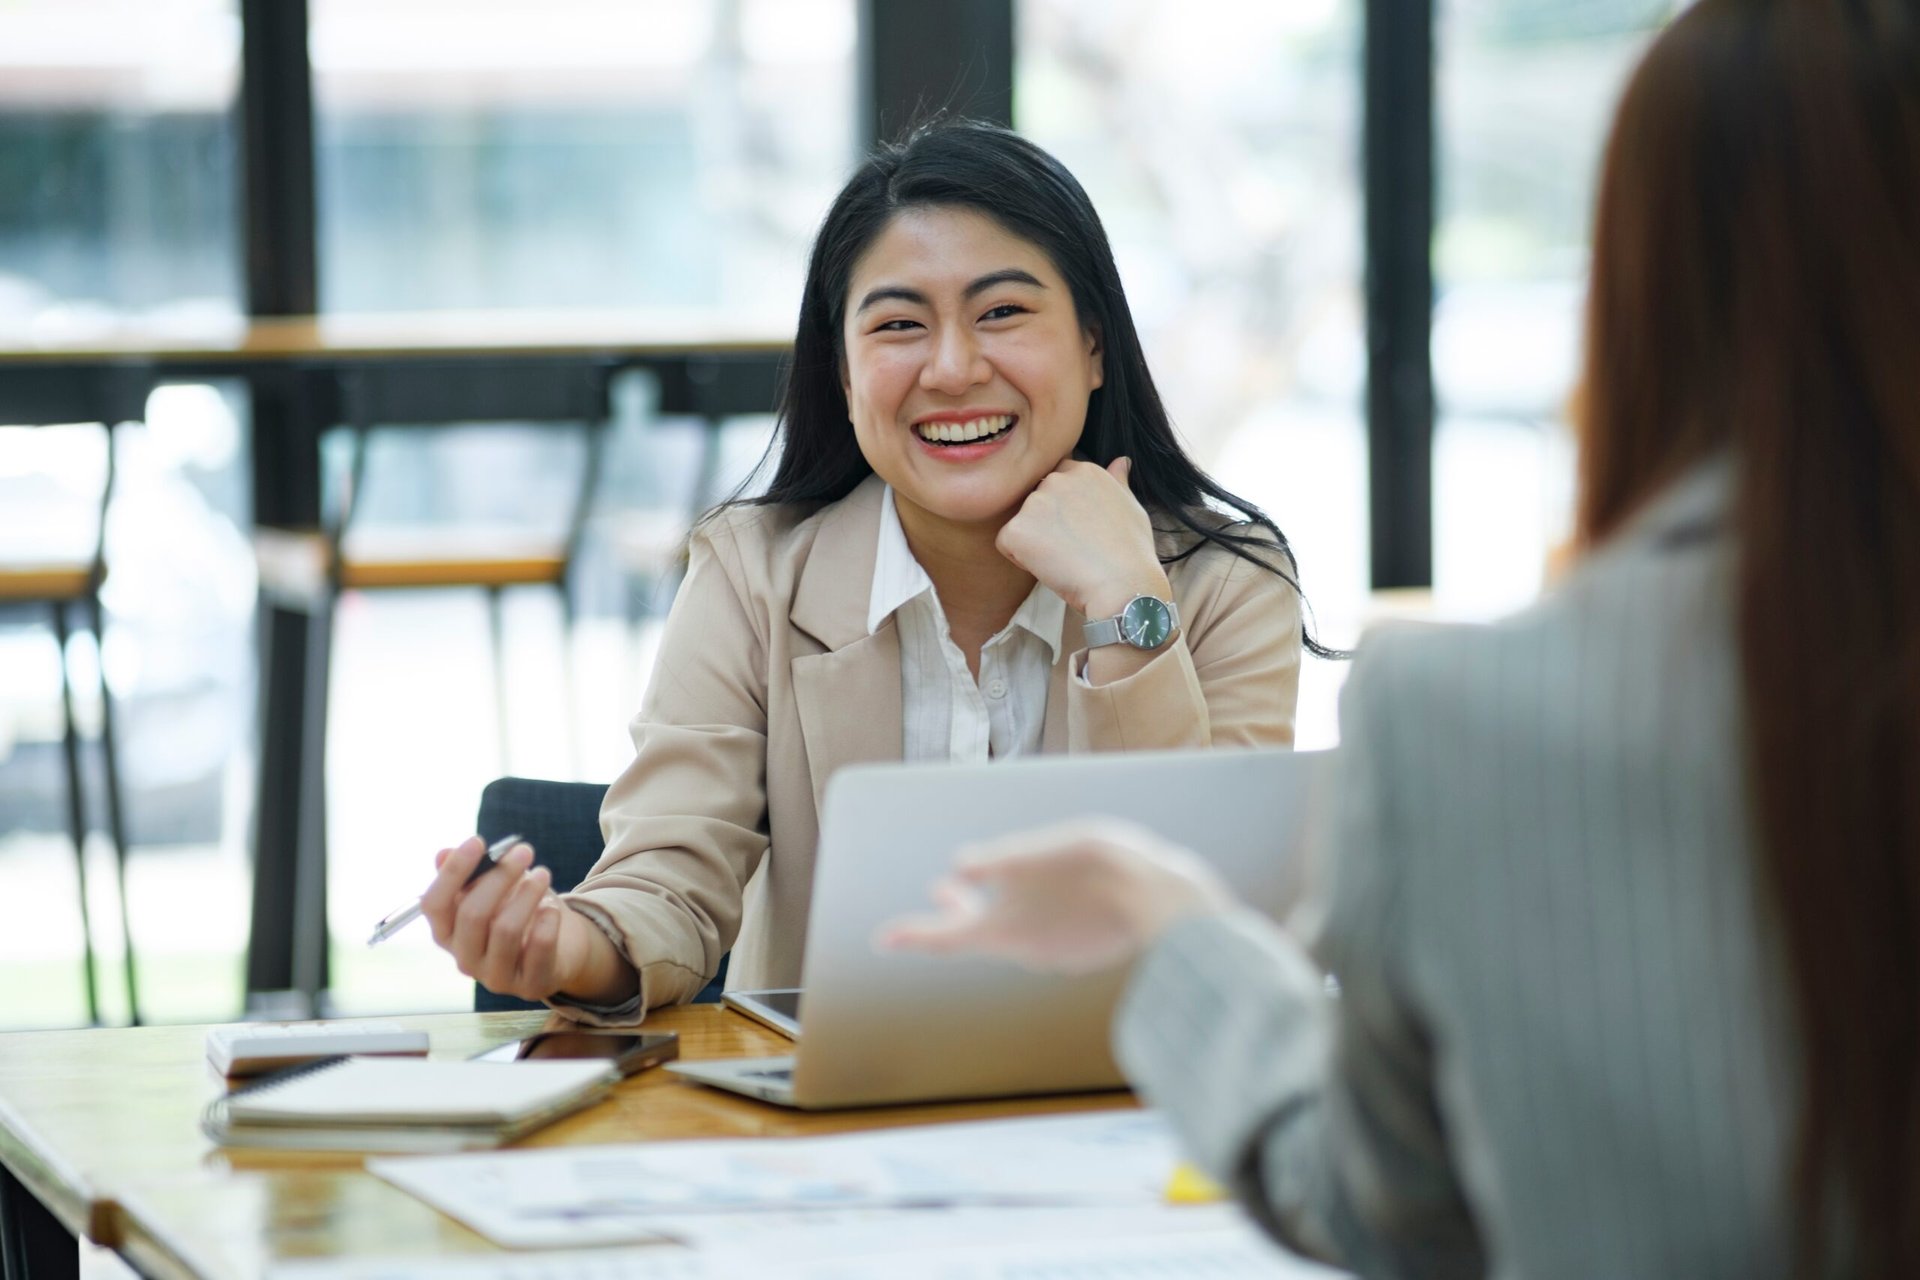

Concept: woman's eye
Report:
left=873, top=318, right=921, bottom=333
left=980, top=304, right=1027, bottom=322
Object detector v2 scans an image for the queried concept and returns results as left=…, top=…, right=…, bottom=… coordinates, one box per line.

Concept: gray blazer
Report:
left=1117, top=461, right=1800, bottom=1279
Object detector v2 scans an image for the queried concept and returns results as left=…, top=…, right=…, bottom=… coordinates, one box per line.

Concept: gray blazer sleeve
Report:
left=1114, top=636, right=1488, bottom=1278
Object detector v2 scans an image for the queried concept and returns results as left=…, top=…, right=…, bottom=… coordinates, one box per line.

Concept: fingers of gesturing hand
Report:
left=454, top=839, right=529, bottom=921
left=414, top=836, right=569, bottom=1000
left=879, top=818, right=1226, bottom=974
left=421, top=836, right=486, bottom=944
left=874, top=878, right=992, bottom=955
left=439, top=841, right=532, bottom=973
left=475, top=863, right=554, bottom=994
left=524, top=900, right=566, bottom=981
left=951, top=817, right=1165, bottom=884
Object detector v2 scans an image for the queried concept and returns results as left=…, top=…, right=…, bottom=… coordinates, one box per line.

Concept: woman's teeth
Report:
left=913, top=414, right=1015, bottom=445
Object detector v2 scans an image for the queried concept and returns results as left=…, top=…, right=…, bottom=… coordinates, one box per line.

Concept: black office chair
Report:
left=471, top=776, right=728, bottom=1012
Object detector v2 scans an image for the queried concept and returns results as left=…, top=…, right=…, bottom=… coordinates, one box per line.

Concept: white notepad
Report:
left=205, top=1021, right=430, bottom=1076
left=204, top=1056, right=618, bottom=1152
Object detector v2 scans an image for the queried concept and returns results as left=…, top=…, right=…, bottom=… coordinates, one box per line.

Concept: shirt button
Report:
left=986, top=678, right=1008, bottom=699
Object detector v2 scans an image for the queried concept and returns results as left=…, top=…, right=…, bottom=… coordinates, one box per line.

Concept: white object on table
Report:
left=369, top=1111, right=1180, bottom=1249
left=265, top=1208, right=1347, bottom=1279
left=205, top=1022, right=430, bottom=1077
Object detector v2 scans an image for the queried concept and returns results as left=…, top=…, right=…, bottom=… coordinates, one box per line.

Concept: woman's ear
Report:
left=1084, top=325, right=1105, bottom=390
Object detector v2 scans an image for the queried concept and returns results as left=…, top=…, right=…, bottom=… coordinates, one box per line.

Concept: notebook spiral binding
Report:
left=220, top=1054, right=353, bottom=1099
left=202, top=1055, right=355, bottom=1143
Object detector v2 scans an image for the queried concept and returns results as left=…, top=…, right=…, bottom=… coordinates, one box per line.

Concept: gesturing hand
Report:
left=875, top=818, right=1236, bottom=975
left=996, top=457, right=1170, bottom=619
left=419, top=836, right=598, bottom=1003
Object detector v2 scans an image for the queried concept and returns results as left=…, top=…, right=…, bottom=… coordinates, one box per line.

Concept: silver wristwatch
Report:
left=1082, top=594, right=1180, bottom=651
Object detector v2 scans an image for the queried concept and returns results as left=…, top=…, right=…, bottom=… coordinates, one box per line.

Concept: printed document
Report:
left=370, top=1111, right=1176, bottom=1249
left=268, top=1206, right=1349, bottom=1279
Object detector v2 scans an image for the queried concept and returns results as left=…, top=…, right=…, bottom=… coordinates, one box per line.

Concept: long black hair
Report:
left=734, top=118, right=1334, bottom=657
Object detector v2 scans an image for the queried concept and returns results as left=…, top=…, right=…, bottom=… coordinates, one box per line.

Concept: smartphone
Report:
left=472, top=1030, right=679, bottom=1076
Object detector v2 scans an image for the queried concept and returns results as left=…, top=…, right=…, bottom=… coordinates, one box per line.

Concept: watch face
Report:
left=1119, top=596, right=1173, bottom=649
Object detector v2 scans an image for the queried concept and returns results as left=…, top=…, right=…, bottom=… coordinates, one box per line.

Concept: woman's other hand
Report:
left=419, top=837, right=627, bottom=1005
left=996, top=457, right=1171, bottom=621
left=876, top=818, right=1235, bottom=974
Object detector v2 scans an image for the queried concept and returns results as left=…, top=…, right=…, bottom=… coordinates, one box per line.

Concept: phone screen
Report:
left=473, top=1031, right=678, bottom=1075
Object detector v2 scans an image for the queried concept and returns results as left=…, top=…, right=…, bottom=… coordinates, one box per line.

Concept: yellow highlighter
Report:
left=1164, top=1161, right=1228, bottom=1204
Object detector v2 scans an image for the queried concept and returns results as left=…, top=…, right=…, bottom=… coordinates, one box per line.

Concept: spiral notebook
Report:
left=202, top=1055, right=619, bottom=1153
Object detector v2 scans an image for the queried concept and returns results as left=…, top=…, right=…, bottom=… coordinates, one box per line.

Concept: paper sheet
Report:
left=269, top=1248, right=705, bottom=1280
left=648, top=1203, right=1319, bottom=1266
left=269, top=1207, right=1348, bottom=1279
left=745, top=1218, right=1351, bottom=1279
left=369, top=1112, right=1177, bottom=1249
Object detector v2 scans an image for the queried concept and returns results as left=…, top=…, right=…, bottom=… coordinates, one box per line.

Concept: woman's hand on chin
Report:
left=996, top=456, right=1171, bottom=617
left=874, top=817, right=1236, bottom=975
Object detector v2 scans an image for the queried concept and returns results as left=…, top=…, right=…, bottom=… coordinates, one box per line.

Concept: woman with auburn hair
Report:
left=886, top=1, right=1920, bottom=1274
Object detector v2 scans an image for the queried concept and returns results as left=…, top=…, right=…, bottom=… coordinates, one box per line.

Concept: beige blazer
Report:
left=562, top=475, right=1302, bottom=1016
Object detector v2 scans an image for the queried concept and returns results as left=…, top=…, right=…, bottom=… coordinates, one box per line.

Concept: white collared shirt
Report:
left=869, top=486, right=1066, bottom=763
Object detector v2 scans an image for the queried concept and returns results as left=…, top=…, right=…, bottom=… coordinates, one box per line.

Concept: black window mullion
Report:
left=858, top=0, right=1015, bottom=148
left=1364, top=0, right=1437, bottom=590
left=238, top=0, right=326, bottom=1005
left=238, top=0, right=317, bottom=318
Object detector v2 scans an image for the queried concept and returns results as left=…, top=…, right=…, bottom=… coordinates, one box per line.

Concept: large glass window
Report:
left=0, top=1, right=249, bottom=1028
left=1018, top=0, right=1364, bottom=745
left=305, top=1, right=845, bottom=1013
left=1433, top=0, right=1682, bottom=616
left=310, top=0, right=856, bottom=320
left=0, top=0, right=242, bottom=335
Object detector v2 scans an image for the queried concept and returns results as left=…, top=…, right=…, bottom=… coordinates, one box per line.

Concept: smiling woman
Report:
left=416, top=120, right=1318, bottom=1018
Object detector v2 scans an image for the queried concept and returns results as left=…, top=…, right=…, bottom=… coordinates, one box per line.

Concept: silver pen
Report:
left=367, top=833, right=525, bottom=946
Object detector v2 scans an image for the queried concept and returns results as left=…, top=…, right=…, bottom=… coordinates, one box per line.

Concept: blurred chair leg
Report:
left=86, top=591, right=139, bottom=1025
left=556, top=582, right=581, bottom=778
left=1, top=1159, right=79, bottom=1280
left=51, top=603, right=101, bottom=1026
left=486, top=586, right=510, bottom=775
left=622, top=575, right=647, bottom=722
left=290, top=599, right=335, bottom=1007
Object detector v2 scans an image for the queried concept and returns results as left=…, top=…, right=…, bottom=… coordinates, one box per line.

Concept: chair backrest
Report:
left=472, top=776, right=727, bottom=1011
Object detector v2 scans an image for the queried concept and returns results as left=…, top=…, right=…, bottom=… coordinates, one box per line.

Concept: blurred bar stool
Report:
left=253, top=358, right=616, bottom=797
left=605, top=417, right=727, bottom=648
left=0, top=365, right=152, bottom=1026
left=606, top=358, right=786, bottom=691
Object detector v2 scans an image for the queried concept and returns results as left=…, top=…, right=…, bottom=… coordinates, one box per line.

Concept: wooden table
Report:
left=0, top=1006, right=1132, bottom=1280
left=1, top=314, right=790, bottom=1014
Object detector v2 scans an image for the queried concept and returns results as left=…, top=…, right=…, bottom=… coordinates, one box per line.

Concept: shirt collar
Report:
left=869, top=485, right=935, bottom=635
left=1008, top=574, right=1068, bottom=663
left=868, top=485, right=1068, bottom=661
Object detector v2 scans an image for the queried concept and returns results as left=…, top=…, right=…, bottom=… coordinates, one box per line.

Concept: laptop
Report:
left=667, top=746, right=1330, bottom=1110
